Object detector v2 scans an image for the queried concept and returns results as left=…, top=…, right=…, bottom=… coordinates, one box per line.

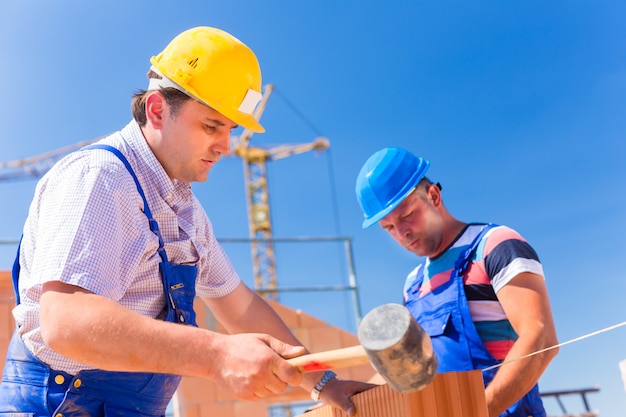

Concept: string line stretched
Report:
left=482, top=320, right=626, bottom=373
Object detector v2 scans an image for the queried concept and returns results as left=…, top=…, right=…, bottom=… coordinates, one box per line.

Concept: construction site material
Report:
left=295, top=370, right=487, bottom=417
left=288, top=303, right=437, bottom=393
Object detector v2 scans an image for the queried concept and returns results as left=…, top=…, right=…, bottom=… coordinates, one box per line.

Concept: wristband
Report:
left=310, top=370, right=337, bottom=401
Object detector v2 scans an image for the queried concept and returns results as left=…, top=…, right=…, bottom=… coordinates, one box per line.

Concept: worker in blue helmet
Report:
left=355, top=147, right=559, bottom=417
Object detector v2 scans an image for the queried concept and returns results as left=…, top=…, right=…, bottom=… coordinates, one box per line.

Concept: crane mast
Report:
left=232, top=84, right=329, bottom=300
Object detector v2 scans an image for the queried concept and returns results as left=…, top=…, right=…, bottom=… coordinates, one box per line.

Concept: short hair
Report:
left=419, top=177, right=441, bottom=190
left=415, top=177, right=442, bottom=202
left=131, top=70, right=194, bottom=126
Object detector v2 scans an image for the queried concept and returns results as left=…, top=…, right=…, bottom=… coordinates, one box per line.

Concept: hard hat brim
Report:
left=361, top=184, right=417, bottom=228
left=219, top=107, right=265, bottom=133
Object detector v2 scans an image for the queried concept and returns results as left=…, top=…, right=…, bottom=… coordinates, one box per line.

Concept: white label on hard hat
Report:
left=238, top=89, right=262, bottom=115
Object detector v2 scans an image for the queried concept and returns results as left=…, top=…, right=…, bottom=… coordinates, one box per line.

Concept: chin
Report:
left=409, top=247, right=427, bottom=257
left=193, top=170, right=210, bottom=182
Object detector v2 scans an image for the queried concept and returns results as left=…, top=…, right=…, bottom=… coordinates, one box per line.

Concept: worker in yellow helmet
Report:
left=0, top=26, right=373, bottom=416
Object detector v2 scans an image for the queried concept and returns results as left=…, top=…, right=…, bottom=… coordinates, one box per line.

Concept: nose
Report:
left=214, top=130, right=231, bottom=156
left=396, top=223, right=412, bottom=240
left=223, top=132, right=232, bottom=155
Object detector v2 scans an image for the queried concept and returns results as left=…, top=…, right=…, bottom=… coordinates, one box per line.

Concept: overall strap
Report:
left=11, top=144, right=169, bottom=305
left=85, top=144, right=169, bottom=263
left=11, top=237, right=22, bottom=305
left=452, top=223, right=497, bottom=279
left=86, top=144, right=197, bottom=326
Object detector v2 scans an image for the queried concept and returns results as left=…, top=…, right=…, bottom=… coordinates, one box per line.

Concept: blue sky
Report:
left=1, top=1, right=625, bottom=415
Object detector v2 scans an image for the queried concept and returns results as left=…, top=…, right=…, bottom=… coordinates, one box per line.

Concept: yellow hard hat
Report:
left=150, top=26, right=264, bottom=133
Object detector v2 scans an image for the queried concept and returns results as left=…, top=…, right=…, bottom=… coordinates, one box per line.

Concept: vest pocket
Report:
left=418, top=309, right=453, bottom=338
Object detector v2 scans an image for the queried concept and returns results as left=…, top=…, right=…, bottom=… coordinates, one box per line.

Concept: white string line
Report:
left=482, top=320, right=626, bottom=373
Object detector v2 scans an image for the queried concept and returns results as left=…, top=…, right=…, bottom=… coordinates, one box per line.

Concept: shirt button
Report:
left=54, top=374, right=65, bottom=385
left=73, top=379, right=82, bottom=389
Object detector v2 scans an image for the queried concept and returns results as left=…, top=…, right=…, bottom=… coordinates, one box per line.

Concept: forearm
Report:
left=485, top=336, right=558, bottom=416
left=487, top=272, right=559, bottom=416
left=202, top=283, right=375, bottom=414
left=40, top=283, right=221, bottom=378
left=204, top=284, right=325, bottom=391
left=240, top=301, right=334, bottom=393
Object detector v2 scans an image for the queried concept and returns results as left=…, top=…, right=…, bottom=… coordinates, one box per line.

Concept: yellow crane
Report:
left=231, top=84, right=330, bottom=300
left=0, top=140, right=99, bottom=181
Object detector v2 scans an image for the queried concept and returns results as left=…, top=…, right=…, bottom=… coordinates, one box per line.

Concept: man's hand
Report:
left=318, top=377, right=378, bottom=416
left=208, top=333, right=306, bottom=400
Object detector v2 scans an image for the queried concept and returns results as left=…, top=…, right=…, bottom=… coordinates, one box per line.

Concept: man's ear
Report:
left=428, top=183, right=442, bottom=206
left=145, top=91, right=166, bottom=129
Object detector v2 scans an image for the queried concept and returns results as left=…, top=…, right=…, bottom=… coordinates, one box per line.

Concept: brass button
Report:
left=55, top=413, right=63, bottom=417
left=73, top=379, right=82, bottom=388
left=54, top=374, right=65, bottom=385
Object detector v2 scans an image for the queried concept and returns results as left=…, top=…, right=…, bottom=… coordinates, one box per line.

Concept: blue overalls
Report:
left=404, top=224, right=546, bottom=417
left=1, top=145, right=198, bottom=416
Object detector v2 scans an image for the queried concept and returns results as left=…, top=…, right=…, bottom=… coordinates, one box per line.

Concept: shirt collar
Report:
left=119, top=120, right=193, bottom=205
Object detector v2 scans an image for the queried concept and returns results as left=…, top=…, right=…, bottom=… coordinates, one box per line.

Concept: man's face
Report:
left=378, top=185, right=444, bottom=258
left=158, top=98, right=238, bottom=183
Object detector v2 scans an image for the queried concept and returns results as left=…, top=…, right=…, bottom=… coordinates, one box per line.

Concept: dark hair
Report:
left=418, top=177, right=439, bottom=189
left=131, top=70, right=193, bottom=126
left=415, top=177, right=442, bottom=202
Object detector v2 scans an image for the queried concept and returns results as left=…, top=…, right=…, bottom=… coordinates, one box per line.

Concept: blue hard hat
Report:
left=355, top=147, right=430, bottom=228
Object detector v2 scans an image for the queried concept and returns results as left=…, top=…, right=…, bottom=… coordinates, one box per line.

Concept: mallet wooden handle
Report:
left=287, top=345, right=371, bottom=372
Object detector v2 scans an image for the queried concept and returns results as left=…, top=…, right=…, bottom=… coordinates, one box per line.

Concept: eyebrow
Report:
left=204, top=117, right=239, bottom=130
left=204, top=117, right=225, bottom=126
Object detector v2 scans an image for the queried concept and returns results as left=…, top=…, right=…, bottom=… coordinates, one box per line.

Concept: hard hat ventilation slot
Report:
left=187, top=57, right=199, bottom=69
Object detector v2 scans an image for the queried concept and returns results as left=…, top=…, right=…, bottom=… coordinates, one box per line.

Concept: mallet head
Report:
left=357, top=303, right=438, bottom=393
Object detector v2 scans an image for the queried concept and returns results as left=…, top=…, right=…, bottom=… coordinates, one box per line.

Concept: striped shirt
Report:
left=403, top=223, right=544, bottom=360
left=13, top=120, right=241, bottom=374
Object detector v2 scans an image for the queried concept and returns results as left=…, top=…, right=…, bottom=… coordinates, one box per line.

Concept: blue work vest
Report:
left=404, top=224, right=546, bottom=417
left=1, top=145, right=198, bottom=416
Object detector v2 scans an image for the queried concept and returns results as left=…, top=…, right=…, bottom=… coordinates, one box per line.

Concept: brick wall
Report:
left=0, top=271, right=16, bottom=370
left=295, top=370, right=488, bottom=417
